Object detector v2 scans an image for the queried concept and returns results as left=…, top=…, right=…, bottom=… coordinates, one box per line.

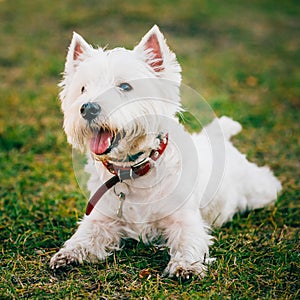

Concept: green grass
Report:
left=1, top=0, right=299, bottom=298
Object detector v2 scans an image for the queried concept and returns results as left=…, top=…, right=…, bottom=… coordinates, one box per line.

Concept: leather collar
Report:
left=86, top=133, right=168, bottom=215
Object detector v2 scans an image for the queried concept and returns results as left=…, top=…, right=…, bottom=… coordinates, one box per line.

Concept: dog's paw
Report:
left=50, top=248, right=82, bottom=269
left=173, top=267, right=195, bottom=281
left=164, top=259, right=207, bottom=280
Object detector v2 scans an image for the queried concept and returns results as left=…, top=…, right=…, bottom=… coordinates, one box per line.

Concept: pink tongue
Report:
left=90, top=131, right=113, bottom=155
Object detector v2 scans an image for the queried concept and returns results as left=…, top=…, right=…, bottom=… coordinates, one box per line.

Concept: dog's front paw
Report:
left=164, top=259, right=207, bottom=280
left=50, top=248, right=83, bottom=269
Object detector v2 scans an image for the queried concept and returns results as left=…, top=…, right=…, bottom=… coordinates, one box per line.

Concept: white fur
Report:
left=50, top=25, right=282, bottom=279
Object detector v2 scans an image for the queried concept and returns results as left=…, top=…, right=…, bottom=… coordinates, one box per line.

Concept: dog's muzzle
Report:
left=80, top=102, right=101, bottom=121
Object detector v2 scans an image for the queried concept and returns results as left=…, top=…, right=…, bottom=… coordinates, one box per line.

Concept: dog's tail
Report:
left=204, top=116, right=242, bottom=140
left=218, top=116, right=242, bottom=140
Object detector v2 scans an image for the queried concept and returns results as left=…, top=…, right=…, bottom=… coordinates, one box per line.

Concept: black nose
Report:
left=80, top=102, right=101, bottom=121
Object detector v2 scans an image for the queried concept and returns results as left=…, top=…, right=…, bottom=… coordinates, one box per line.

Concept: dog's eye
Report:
left=118, top=82, right=132, bottom=92
left=81, top=86, right=86, bottom=93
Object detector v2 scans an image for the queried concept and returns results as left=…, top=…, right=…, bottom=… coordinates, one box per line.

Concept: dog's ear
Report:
left=134, top=25, right=181, bottom=80
left=65, top=32, right=93, bottom=73
left=134, top=25, right=164, bottom=72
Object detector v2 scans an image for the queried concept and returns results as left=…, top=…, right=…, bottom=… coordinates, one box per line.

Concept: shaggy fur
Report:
left=50, top=25, right=282, bottom=279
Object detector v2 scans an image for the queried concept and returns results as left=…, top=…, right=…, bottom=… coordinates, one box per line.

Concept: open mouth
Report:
left=89, top=129, right=120, bottom=155
left=89, top=129, right=150, bottom=165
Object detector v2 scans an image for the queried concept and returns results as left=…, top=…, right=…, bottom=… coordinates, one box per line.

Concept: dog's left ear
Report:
left=134, top=25, right=181, bottom=81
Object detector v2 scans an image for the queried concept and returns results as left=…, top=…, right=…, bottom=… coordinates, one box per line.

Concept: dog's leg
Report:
left=50, top=214, right=122, bottom=269
left=162, top=209, right=213, bottom=280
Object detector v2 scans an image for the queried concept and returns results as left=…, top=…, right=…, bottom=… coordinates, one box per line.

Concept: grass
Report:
left=0, top=0, right=299, bottom=298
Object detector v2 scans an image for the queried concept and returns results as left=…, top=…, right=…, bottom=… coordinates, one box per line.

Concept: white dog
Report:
left=50, top=25, right=282, bottom=279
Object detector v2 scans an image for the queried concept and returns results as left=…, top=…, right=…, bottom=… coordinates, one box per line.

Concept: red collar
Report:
left=86, top=133, right=168, bottom=215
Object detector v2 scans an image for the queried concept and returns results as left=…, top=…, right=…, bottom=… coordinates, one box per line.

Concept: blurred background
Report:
left=0, top=0, right=299, bottom=298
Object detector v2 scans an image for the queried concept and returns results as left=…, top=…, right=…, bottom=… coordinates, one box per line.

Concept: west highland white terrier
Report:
left=50, top=25, right=282, bottom=279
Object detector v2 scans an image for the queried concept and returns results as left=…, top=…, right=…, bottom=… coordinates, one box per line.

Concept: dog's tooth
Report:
left=107, top=138, right=111, bottom=146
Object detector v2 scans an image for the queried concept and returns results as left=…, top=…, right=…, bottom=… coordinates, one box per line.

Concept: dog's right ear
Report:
left=64, top=32, right=93, bottom=74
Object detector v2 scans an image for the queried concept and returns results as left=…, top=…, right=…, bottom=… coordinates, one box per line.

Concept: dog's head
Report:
left=59, top=25, right=182, bottom=165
